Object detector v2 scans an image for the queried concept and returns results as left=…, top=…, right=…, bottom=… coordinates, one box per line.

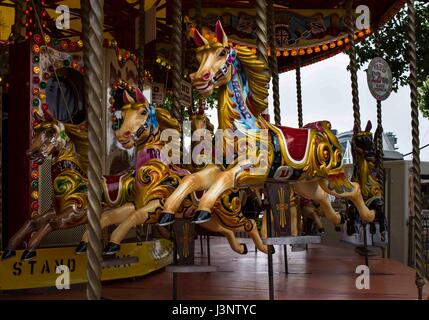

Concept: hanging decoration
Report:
left=103, top=39, right=139, bottom=67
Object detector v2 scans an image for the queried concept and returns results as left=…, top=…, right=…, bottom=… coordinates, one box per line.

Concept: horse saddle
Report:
left=102, top=169, right=135, bottom=207
left=268, top=120, right=331, bottom=170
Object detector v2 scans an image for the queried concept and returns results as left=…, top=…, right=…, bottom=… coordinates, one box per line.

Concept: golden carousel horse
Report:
left=76, top=88, right=269, bottom=255
left=1, top=109, right=134, bottom=261
left=347, top=121, right=386, bottom=240
left=157, top=21, right=375, bottom=231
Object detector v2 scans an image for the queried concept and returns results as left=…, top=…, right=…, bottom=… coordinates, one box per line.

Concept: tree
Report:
left=355, top=1, right=429, bottom=118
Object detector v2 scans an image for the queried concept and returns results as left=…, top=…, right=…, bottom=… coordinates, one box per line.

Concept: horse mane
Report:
left=235, top=46, right=270, bottom=116
left=63, top=123, right=89, bottom=172
left=156, top=107, right=181, bottom=132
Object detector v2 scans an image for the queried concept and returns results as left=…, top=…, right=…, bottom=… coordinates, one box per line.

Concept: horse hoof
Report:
left=192, top=210, right=212, bottom=224
left=269, top=246, right=276, bottom=255
left=75, top=241, right=87, bottom=255
left=21, top=250, right=36, bottom=261
left=158, top=212, right=175, bottom=227
left=103, top=242, right=120, bottom=255
left=240, top=243, right=248, bottom=254
left=1, top=249, right=16, bottom=260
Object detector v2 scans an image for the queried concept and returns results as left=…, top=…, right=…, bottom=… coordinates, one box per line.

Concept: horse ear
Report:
left=43, top=109, right=55, bottom=123
left=135, top=88, right=147, bottom=104
left=365, top=120, right=372, bottom=132
left=193, top=28, right=208, bottom=47
left=215, top=20, right=228, bottom=46
left=123, top=90, right=135, bottom=105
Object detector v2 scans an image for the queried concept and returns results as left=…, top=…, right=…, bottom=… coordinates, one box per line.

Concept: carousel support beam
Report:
left=346, top=0, right=361, bottom=133
left=138, top=0, right=145, bottom=90
left=374, top=31, right=385, bottom=197
left=135, top=0, right=146, bottom=242
left=296, top=60, right=303, bottom=128
left=268, top=0, right=280, bottom=125
left=171, top=0, right=183, bottom=121
left=82, top=0, right=104, bottom=300
left=407, top=0, right=425, bottom=300
left=255, top=0, right=269, bottom=75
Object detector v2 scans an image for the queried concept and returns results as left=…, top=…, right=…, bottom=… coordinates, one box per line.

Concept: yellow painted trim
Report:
left=0, top=239, right=172, bottom=290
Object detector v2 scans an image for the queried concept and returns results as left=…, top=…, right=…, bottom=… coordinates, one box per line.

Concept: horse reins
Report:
left=210, top=47, right=237, bottom=86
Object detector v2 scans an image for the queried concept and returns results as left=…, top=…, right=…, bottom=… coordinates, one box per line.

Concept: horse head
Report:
left=352, top=120, right=376, bottom=162
left=114, top=87, right=158, bottom=149
left=190, top=20, right=234, bottom=97
left=27, top=109, right=69, bottom=164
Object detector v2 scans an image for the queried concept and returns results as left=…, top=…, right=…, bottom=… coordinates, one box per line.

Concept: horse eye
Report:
left=141, top=109, right=147, bottom=116
left=219, top=49, right=227, bottom=57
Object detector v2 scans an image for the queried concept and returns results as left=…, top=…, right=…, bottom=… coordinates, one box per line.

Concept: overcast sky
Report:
left=207, top=53, right=429, bottom=161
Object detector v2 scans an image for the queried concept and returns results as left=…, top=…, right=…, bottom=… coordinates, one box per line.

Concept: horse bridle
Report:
left=210, top=47, right=237, bottom=86
left=132, top=104, right=155, bottom=143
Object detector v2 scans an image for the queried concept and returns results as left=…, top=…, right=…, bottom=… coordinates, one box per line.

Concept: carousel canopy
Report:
left=0, top=0, right=405, bottom=72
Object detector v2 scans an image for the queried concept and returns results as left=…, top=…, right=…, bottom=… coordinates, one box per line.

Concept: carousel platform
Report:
left=0, top=237, right=427, bottom=300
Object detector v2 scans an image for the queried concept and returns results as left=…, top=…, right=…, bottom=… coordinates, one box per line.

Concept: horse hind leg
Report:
left=318, top=178, right=375, bottom=223
left=199, top=216, right=247, bottom=254
left=293, top=182, right=342, bottom=226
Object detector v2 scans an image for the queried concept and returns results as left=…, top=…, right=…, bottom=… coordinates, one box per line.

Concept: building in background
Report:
left=337, top=130, right=403, bottom=164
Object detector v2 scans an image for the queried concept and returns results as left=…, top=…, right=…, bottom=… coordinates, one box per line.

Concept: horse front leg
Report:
left=104, top=200, right=161, bottom=254
left=158, top=164, right=222, bottom=226
left=75, top=203, right=135, bottom=254
left=1, top=210, right=56, bottom=260
left=193, top=163, right=246, bottom=224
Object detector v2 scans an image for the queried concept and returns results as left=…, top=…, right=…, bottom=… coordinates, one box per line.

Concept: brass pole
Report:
left=296, top=61, right=303, bottom=128
left=407, top=0, right=425, bottom=300
left=138, top=0, right=145, bottom=91
left=346, top=0, right=361, bottom=133
left=171, top=0, right=183, bottom=121
left=82, top=0, right=104, bottom=300
left=267, top=0, right=280, bottom=125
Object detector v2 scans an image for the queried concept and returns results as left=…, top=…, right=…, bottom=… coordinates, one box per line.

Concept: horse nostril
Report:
left=202, top=72, right=211, bottom=81
left=123, top=131, right=131, bottom=138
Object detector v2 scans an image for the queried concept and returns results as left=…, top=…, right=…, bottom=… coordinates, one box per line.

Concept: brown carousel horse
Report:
left=76, top=88, right=269, bottom=255
left=158, top=21, right=375, bottom=230
left=346, top=121, right=386, bottom=240
left=1, top=109, right=134, bottom=261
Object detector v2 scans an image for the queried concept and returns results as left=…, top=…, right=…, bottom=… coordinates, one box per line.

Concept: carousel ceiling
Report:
left=0, top=0, right=406, bottom=72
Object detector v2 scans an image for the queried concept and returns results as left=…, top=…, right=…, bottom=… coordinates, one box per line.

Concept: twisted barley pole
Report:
left=374, top=31, right=384, bottom=198
left=296, top=61, right=303, bottom=128
left=407, top=0, right=425, bottom=300
left=255, top=0, right=269, bottom=72
left=171, top=0, right=183, bottom=121
left=83, top=0, right=104, bottom=300
left=346, top=0, right=361, bottom=133
left=267, top=0, right=281, bottom=125
left=138, top=0, right=145, bottom=91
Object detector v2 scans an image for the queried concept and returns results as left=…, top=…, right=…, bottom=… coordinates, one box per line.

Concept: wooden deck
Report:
left=1, top=237, right=427, bottom=300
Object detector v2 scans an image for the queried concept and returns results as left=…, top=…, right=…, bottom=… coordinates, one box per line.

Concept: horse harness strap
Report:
left=211, top=47, right=237, bottom=86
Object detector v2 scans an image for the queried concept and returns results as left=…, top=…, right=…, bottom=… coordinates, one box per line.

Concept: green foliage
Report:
left=162, top=88, right=218, bottom=119
left=355, top=1, right=429, bottom=117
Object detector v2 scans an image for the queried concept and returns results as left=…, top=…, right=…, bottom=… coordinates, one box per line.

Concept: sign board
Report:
left=366, top=57, right=393, bottom=101
left=181, top=80, right=193, bottom=108
left=151, top=82, right=165, bottom=104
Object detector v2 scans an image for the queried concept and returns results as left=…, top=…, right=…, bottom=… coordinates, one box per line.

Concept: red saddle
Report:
left=274, top=125, right=311, bottom=162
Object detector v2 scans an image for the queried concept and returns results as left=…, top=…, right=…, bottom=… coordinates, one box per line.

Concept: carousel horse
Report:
left=158, top=21, right=375, bottom=231
left=1, top=109, right=134, bottom=261
left=346, top=121, right=386, bottom=241
left=299, top=198, right=325, bottom=234
left=76, top=88, right=269, bottom=255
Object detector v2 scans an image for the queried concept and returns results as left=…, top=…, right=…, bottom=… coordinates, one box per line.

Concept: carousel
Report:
left=0, top=0, right=427, bottom=300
